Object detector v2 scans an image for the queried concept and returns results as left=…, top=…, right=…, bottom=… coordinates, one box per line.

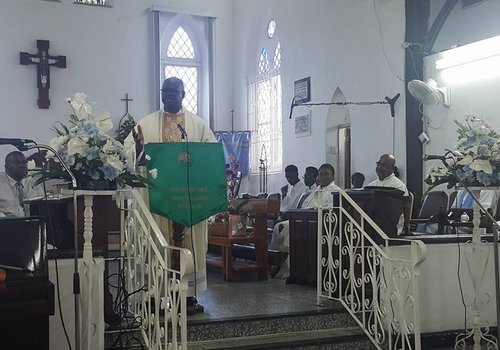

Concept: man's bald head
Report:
left=375, top=154, right=396, bottom=180
left=161, top=77, right=185, bottom=113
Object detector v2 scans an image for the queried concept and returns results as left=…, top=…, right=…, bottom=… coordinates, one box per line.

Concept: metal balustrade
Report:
left=117, top=189, right=192, bottom=349
left=317, top=189, right=427, bottom=350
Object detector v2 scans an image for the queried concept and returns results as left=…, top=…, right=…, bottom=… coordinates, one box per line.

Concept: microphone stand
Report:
left=27, top=144, right=81, bottom=350
left=440, top=158, right=500, bottom=346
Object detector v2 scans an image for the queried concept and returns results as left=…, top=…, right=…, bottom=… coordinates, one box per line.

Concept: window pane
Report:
left=273, top=42, right=281, bottom=70
left=258, top=48, right=269, bottom=74
left=167, top=27, right=195, bottom=59
left=164, top=65, right=198, bottom=114
left=248, top=73, right=282, bottom=173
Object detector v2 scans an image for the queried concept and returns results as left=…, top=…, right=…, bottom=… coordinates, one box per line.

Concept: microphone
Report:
left=176, top=124, right=187, bottom=140
left=288, top=96, right=297, bottom=119
left=0, top=138, right=35, bottom=151
left=422, top=154, right=447, bottom=161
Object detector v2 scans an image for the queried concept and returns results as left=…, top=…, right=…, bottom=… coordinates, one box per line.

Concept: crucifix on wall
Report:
left=20, top=40, right=66, bottom=109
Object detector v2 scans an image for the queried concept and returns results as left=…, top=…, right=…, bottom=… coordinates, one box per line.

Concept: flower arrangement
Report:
left=40, top=92, right=148, bottom=189
left=425, top=116, right=500, bottom=190
left=225, top=153, right=241, bottom=199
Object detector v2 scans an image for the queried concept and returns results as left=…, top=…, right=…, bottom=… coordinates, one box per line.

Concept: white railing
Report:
left=317, top=190, right=427, bottom=350
left=117, top=189, right=193, bottom=350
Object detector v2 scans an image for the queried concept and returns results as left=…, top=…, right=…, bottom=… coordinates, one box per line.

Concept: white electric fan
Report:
left=407, top=79, right=450, bottom=106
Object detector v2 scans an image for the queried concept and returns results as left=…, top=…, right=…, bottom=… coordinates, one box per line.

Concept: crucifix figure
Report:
left=20, top=40, right=66, bottom=109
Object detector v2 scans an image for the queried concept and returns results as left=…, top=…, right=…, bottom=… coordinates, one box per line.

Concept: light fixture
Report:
left=435, top=35, right=500, bottom=70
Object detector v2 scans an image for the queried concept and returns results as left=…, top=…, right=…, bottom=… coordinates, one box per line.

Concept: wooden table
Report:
left=208, top=198, right=279, bottom=281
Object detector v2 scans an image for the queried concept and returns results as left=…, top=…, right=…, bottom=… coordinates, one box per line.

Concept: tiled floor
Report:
left=189, top=263, right=342, bottom=321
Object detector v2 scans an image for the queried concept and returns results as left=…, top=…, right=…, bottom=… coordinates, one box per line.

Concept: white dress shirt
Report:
left=366, top=173, right=409, bottom=196
left=280, top=181, right=307, bottom=211
left=302, top=181, right=341, bottom=209
left=366, top=173, right=408, bottom=234
left=0, top=172, right=44, bottom=217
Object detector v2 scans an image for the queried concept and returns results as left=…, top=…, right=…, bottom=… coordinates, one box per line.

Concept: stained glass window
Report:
left=249, top=36, right=282, bottom=174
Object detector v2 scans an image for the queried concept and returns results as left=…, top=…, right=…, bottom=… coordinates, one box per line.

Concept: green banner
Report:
left=145, top=142, right=228, bottom=227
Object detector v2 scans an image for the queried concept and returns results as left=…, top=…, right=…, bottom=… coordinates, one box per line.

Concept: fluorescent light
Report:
left=441, top=54, right=500, bottom=85
left=435, top=35, right=500, bottom=70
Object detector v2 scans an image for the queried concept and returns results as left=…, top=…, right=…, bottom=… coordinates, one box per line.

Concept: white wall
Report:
left=0, top=0, right=233, bottom=167
left=423, top=0, right=500, bottom=188
left=5, top=1, right=500, bottom=195
left=232, top=0, right=407, bottom=194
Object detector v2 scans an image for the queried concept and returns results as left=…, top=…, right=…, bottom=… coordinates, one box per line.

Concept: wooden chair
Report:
left=208, top=198, right=280, bottom=281
left=448, top=191, right=458, bottom=210
left=403, top=192, right=414, bottom=234
left=297, top=192, right=310, bottom=209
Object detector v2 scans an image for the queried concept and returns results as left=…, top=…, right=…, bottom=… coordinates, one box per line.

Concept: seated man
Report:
left=0, top=151, right=43, bottom=217
left=365, top=154, right=409, bottom=234
left=351, top=172, right=365, bottom=189
left=271, top=164, right=340, bottom=278
left=297, top=166, right=318, bottom=208
left=279, top=164, right=307, bottom=213
left=271, top=166, right=318, bottom=258
left=366, top=154, right=408, bottom=195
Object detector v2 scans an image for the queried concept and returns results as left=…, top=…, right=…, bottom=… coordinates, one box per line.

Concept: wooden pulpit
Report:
left=0, top=217, right=54, bottom=350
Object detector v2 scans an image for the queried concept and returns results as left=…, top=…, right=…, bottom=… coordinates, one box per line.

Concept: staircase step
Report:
left=188, top=326, right=375, bottom=349
left=187, top=310, right=358, bottom=342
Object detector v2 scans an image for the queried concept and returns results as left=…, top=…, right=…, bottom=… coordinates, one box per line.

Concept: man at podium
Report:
left=125, top=77, right=216, bottom=314
left=0, top=151, right=43, bottom=217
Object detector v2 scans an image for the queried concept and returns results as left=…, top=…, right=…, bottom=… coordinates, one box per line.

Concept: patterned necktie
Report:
left=15, top=181, right=24, bottom=207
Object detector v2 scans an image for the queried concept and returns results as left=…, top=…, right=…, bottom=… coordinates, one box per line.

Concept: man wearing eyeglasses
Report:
left=367, top=154, right=408, bottom=195
left=125, top=77, right=216, bottom=315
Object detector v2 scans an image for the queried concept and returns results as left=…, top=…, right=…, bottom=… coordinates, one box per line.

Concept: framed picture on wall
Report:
left=295, top=111, right=311, bottom=137
left=294, top=77, right=311, bottom=103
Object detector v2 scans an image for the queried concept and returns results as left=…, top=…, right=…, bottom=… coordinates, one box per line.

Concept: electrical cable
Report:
left=34, top=146, right=73, bottom=350
left=105, top=258, right=147, bottom=349
left=456, top=234, right=468, bottom=333
left=408, top=48, right=421, bottom=81
left=372, top=0, right=404, bottom=82
left=181, top=131, right=198, bottom=301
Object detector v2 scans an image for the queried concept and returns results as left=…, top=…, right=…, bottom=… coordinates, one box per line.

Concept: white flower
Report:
left=149, top=168, right=158, bottom=179
left=469, top=159, right=493, bottom=174
left=457, top=155, right=474, bottom=166
left=94, top=110, right=113, bottom=133
left=27, top=160, right=36, bottom=170
left=47, top=135, right=68, bottom=158
left=106, top=154, right=124, bottom=172
left=67, top=136, right=89, bottom=156
left=66, top=92, right=92, bottom=120
left=101, top=140, right=115, bottom=154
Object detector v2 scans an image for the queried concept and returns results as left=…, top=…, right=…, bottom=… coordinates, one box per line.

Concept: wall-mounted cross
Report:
left=20, top=40, right=66, bottom=109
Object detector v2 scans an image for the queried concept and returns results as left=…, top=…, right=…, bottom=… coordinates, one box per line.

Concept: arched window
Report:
left=155, top=11, right=214, bottom=124
left=248, top=20, right=282, bottom=174
left=164, top=27, right=199, bottom=114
